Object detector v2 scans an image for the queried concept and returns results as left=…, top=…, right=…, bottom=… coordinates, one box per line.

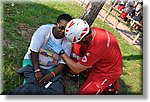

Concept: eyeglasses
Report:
left=57, top=23, right=65, bottom=30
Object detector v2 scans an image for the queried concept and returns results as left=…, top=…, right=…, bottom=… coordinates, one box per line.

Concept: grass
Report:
left=1, top=0, right=143, bottom=95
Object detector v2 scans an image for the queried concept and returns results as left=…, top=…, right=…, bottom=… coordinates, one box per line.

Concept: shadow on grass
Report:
left=123, top=55, right=143, bottom=61
left=118, top=78, right=128, bottom=95
left=119, top=78, right=143, bottom=95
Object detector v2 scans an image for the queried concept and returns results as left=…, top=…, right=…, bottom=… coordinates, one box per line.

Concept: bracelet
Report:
left=50, top=71, right=56, bottom=77
left=59, top=50, right=65, bottom=56
left=34, top=69, right=40, bottom=73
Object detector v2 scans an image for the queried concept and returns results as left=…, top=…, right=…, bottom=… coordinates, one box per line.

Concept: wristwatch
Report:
left=59, top=50, right=65, bottom=56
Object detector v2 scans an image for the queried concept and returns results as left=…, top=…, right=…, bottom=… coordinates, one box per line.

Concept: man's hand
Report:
left=48, top=40, right=63, bottom=54
left=35, top=71, right=43, bottom=82
left=38, top=73, right=53, bottom=86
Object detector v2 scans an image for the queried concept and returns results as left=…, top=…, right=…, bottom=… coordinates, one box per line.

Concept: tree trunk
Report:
left=80, top=0, right=106, bottom=26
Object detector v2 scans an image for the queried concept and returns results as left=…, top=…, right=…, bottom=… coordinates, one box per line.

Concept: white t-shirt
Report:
left=24, top=24, right=72, bottom=69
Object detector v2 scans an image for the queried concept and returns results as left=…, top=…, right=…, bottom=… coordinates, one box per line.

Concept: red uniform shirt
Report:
left=79, top=27, right=122, bottom=80
left=68, top=42, right=88, bottom=74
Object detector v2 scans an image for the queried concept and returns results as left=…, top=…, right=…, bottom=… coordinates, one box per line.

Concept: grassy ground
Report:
left=1, top=1, right=143, bottom=95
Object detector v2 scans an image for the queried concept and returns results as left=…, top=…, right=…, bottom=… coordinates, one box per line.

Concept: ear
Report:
left=85, top=36, right=89, bottom=40
left=85, top=34, right=91, bottom=39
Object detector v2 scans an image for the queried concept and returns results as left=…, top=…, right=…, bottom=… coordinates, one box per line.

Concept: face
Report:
left=53, top=20, right=68, bottom=39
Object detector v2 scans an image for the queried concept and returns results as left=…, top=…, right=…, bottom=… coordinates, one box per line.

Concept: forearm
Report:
left=30, top=50, right=40, bottom=71
left=52, top=64, right=65, bottom=76
left=61, top=53, right=83, bottom=73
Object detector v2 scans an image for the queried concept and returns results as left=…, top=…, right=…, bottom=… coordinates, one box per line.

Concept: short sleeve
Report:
left=78, top=43, right=105, bottom=67
left=59, top=39, right=72, bottom=64
left=79, top=51, right=102, bottom=67
left=29, top=25, right=50, bottom=52
left=62, top=39, right=72, bottom=57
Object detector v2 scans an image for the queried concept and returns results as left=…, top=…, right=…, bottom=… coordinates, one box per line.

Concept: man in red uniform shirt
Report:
left=48, top=19, right=122, bottom=95
left=67, top=43, right=91, bottom=78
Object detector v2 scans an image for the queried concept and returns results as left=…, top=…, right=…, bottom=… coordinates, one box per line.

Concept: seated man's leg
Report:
left=44, top=68, right=64, bottom=95
left=46, top=77, right=65, bottom=95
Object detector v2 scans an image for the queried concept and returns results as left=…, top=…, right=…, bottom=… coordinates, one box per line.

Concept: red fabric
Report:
left=120, top=11, right=127, bottom=19
left=77, top=76, right=120, bottom=95
left=67, top=43, right=87, bottom=74
left=77, top=27, right=122, bottom=94
left=82, top=68, right=92, bottom=79
left=117, top=5, right=125, bottom=11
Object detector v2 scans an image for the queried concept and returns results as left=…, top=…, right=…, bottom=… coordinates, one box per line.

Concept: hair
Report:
left=57, top=14, right=72, bottom=23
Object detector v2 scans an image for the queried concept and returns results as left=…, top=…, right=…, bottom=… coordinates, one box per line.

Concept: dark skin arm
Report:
left=39, top=63, right=65, bottom=86
left=30, top=50, right=43, bottom=82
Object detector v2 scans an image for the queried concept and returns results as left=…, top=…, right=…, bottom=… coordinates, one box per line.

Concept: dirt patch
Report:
left=62, top=71, right=85, bottom=95
left=16, top=23, right=37, bottom=40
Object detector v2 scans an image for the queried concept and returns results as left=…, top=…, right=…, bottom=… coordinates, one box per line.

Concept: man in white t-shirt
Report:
left=22, top=14, right=72, bottom=94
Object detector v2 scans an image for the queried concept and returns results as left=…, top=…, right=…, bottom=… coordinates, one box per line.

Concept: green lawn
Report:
left=1, top=1, right=143, bottom=95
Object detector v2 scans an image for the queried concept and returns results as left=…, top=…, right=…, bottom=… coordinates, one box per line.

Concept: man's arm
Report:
left=61, top=53, right=89, bottom=73
left=30, top=25, right=48, bottom=71
left=39, top=63, right=65, bottom=86
left=48, top=40, right=90, bottom=73
left=31, top=50, right=40, bottom=71
left=52, top=63, right=65, bottom=76
left=31, top=50, right=43, bottom=81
